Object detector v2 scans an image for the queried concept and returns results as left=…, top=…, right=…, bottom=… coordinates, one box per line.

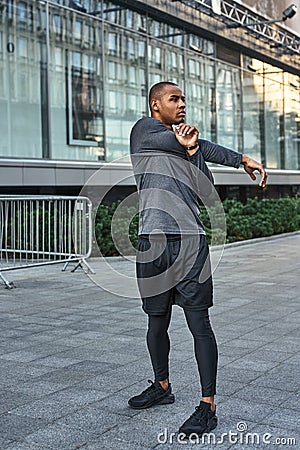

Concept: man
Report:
left=128, top=81, right=267, bottom=437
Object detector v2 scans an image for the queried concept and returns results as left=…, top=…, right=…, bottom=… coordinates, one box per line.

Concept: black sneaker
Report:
left=128, top=380, right=175, bottom=409
left=179, top=401, right=217, bottom=437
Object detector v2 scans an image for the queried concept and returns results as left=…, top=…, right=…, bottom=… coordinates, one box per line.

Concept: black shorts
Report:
left=136, top=234, right=213, bottom=315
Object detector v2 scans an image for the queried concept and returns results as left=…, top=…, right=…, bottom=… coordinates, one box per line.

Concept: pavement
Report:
left=0, top=233, right=299, bottom=450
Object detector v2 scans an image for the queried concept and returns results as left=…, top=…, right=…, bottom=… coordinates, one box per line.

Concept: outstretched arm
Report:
left=241, top=154, right=268, bottom=188
left=185, top=135, right=267, bottom=188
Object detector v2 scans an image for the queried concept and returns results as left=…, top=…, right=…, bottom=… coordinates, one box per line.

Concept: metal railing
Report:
left=0, top=196, right=94, bottom=288
left=170, top=0, right=300, bottom=55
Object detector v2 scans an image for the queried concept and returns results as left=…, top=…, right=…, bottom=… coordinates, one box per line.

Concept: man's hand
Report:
left=172, top=123, right=199, bottom=154
left=241, top=154, right=268, bottom=188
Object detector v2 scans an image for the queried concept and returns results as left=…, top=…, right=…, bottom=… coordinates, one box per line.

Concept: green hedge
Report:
left=221, top=197, right=299, bottom=243
left=94, top=202, right=139, bottom=256
left=94, top=197, right=300, bottom=255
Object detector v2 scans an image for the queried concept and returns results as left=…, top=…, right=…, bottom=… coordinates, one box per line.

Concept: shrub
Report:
left=94, top=197, right=300, bottom=255
left=94, top=202, right=139, bottom=256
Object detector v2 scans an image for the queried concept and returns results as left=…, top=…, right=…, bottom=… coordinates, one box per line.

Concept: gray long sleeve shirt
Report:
left=130, top=117, right=242, bottom=235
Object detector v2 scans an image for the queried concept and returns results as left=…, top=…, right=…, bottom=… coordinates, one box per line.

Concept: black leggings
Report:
left=147, top=309, right=218, bottom=397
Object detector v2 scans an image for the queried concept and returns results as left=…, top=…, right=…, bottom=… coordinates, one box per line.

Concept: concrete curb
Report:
left=211, top=230, right=300, bottom=252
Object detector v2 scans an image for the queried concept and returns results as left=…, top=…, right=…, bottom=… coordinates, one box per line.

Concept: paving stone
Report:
left=0, top=437, right=15, bottom=450
left=248, top=372, right=299, bottom=392
left=0, top=343, right=73, bottom=363
left=0, top=391, right=38, bottom=413
left=218, top=366, right=263, bottom=384
left=3, top=442, right=51, bottom=450
left=226, top=356, right=278, bottom=372
left=0, top=414, right=48, bottom=440
left=261, top=407, right=300, bottom=432
left=8, top=380, right=73, bottom=397
left=215, top=379, right=249, bottom=397
left=232, top=386, right=292, bottom=407
left=24, top=423, right=99, bottom=449
left=28, top=355, right=84, bottom=368
left=82, top=437, right=152, bottom=449
left=31, top=360, right=119, bottom=384
left=244, top=348, right=293, bottom=363
left=10, top=388, right=108, bottom=420
left=56, top=404, right=128, bottom=434
left=217, top=397, right=275, bottom=422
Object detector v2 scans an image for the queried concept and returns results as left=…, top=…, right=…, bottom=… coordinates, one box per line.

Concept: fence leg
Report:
left=62, top=257, right=72, bottom=272
left=62, top=258, right=95, bottom=274
left=71, top=258, right=95, bottom=274
left=0, top=271, right=15, bottom=289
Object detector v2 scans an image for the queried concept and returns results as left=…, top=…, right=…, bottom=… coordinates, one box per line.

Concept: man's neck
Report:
left=150, top=115, right=172, bottom=131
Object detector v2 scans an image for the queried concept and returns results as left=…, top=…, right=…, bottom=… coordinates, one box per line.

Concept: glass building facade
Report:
left=0, top=0, right=299, bottom=176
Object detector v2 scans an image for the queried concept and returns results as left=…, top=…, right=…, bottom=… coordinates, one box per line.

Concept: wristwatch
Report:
left=185, top=144, right=198, bottom=151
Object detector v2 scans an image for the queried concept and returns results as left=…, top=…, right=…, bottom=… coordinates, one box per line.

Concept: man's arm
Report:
left=198, top=139, right=242, bottom=168
left=199, top=139, right=268, bottom=188
left=130, top=117, right=185, bottom=157
left=172, top=124, right=267, bottom=188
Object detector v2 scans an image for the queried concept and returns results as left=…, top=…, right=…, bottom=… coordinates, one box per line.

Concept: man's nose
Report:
left=179, top=99, right=186, bottom=108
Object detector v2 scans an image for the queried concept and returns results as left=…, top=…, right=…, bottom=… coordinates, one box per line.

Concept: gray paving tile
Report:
left=0, top=413, right=48, bottom=440
left=0, top=364, right=56, bottom=388
left=0, top=391, right=38, bottom=414
left=28, top=355, right=84, bottom=368
left=10, top=388, right=108, bottom=420
left=94, top=416, right=172, bottom=448
left=82, top=435, right=153, bottom=449
left=31, top=360, right=119, bottom=384
left=215, top=379, right=249, bottom=397
left=226, top=357, right=278, bottom=372
left=56, top=404, right=128, bottom=434
left=248, top=372, right=299, bottom=392
left=245, top=348, right=294, bottom=363
left=24, top=423, right=99, bottom=449
left=0, top=437, right=15, bottom=450
left=218, top=397, right=275, bottom=422
left=267, top=362, right=300, bottom=380
left=218, top=366, right=263, bottom=384
left=8, top=380, right=73, bottom=397
left=286, top=391, right=300, bottom=411
left=0, top=343, right=73, bottom=363
left=261, top=407, right=300, bottom=432
left=218, top=338, right=265, bottom=351
left=90, top=392, right=144, bottom=418
left=3, top=442, right=51, bottom=450
left=232, top=386, right=292, bottom=406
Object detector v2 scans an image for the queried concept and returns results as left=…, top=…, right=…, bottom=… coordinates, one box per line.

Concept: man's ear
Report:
left=151, top=99, right=159, bottom=111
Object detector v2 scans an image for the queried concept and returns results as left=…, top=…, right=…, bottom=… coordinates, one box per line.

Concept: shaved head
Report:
left=149, top=81, right=178, bottom=106
left=148, top=82, right=186, bottom=129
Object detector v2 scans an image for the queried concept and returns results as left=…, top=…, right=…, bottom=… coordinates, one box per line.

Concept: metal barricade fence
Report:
left=0, top=196, right=94, bottom=288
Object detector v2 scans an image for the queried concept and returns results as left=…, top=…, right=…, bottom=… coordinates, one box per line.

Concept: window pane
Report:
left=264, top=63, right=284, bottom=169
left=104, top=26, right=147, bottom=161
left=186, top=53, right=215, bottom=140
left=242, top=69, right=263, bottom=162
left=0, top=1, right=43, bottom=158
left=216, top=63, right=242, bottom=151
left=49, top=5, right=104, bottom=160
left=284, top=73, right=300, bottom=170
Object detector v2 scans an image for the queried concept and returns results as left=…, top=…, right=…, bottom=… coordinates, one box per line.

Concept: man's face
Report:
left=151, top=85, right=186, bottom=129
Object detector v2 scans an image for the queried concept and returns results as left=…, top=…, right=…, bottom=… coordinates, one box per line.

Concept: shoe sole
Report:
left=128, top=393, right=175, bottom=409
left=179, top=417, right=218, bottom=438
